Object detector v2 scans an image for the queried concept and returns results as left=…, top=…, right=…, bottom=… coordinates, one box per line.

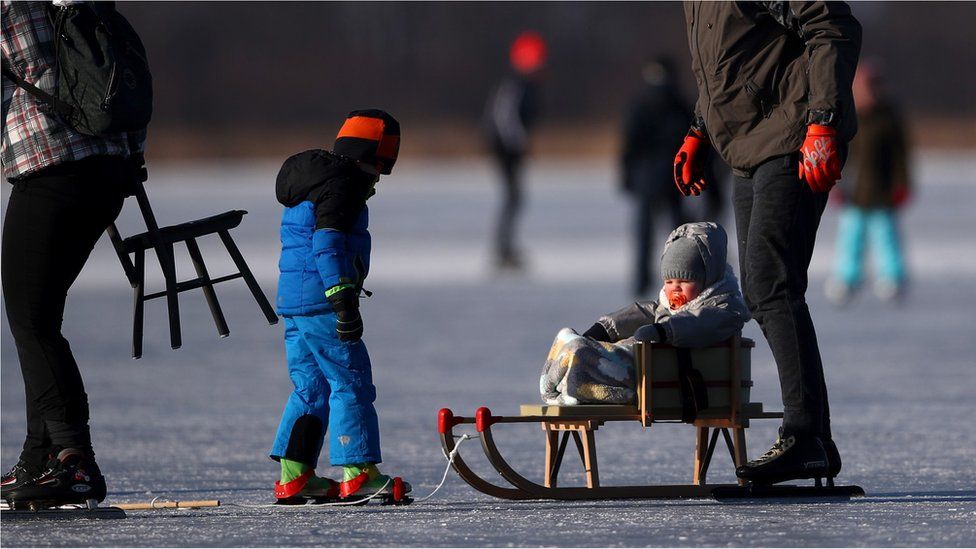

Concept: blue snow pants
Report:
left=833, top=206, right=906, bottom=287
left=270, top=314, right=381, bottom=467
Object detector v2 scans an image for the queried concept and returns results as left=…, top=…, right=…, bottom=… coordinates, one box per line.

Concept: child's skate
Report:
left=274, top=470, right=340, bottom=505
left=339, top=463, right=412, bottom=505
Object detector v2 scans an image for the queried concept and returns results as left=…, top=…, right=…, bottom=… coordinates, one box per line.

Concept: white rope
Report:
left=411, top=433, right=476, bottom=503
left=229, top=432, right=478, bottom=509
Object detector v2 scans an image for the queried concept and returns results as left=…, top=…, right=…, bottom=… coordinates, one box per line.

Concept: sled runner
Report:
left=440, top=335, right=864, bottom=500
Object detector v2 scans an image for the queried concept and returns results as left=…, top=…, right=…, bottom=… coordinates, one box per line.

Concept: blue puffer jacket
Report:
left=274, top=149, right=372, bottom=316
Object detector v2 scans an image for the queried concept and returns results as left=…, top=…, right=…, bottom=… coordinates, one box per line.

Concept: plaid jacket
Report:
left=1, top=1, right=145, bottom=181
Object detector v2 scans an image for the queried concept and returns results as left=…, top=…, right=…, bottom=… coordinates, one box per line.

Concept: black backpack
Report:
left=2, top=2, right=152, bottom=136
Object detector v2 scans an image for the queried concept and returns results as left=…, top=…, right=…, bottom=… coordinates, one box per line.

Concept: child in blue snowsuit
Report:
left=269, top=110, right=408, bottom=503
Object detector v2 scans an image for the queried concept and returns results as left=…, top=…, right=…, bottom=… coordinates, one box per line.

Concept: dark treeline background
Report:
left=122, top=1, right=976, bottom=159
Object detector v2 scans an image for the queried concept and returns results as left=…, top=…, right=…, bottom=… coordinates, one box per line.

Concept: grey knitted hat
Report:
left=660, top=238, right=706, bottom=285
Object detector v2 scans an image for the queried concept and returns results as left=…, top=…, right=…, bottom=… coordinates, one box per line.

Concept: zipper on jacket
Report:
left=691, top=2, right=714, bottom=128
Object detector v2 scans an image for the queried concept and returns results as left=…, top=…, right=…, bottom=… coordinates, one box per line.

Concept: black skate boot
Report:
left=736, top=429, right=829, bottom=485
left=1, top=460, right=43, bottom=500
left=5, top=449, right=106, bottom=510
left=821, top=437, right=842, bottom=480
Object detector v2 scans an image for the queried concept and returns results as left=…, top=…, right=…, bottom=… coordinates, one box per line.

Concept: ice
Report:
left=2, top=154, right=975, bottom=546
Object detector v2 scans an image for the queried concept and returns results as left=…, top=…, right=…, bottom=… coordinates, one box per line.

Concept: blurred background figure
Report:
left=483, top=31, right=546, bottom=271
left=826, top=60, right=912, bottom=305
left=620, top=56, right=690, bottom=296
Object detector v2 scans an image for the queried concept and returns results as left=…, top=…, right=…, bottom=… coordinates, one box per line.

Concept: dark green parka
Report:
left=684, top=1, right=862, bottom=176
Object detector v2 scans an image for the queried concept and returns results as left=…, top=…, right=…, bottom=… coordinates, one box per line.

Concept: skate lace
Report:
left=751, top=437, right=791, bottom=465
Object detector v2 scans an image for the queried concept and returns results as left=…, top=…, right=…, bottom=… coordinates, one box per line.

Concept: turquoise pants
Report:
left=833, top=206, right=906, bottom=286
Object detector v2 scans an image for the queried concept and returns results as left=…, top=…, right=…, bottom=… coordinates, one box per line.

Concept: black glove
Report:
left=634, top=323, right=667, bottom=343
left=326, top=286, right=363, bottom=341
left=581, top=322, right=612, bottom=342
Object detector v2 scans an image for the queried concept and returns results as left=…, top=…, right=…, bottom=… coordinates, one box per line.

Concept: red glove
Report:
left=798, top=124, right=841, bottom=193
left=673, top=131, right=709, bottom=196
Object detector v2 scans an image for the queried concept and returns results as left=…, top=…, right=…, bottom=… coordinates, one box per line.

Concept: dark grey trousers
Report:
left=732, top=153, right=831, bottom=437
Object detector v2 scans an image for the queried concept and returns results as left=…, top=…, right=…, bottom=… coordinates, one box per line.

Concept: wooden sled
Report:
left=439, top=335, right=864, bottom=501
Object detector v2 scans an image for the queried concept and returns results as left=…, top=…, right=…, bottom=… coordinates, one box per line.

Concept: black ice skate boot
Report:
left=820, top=437, right=842, bottom=479
left=1, top=459, right=43, bottom=500
left=5, top=449, right=106, bottom=509
left=736, top=429, right=830, bottom=485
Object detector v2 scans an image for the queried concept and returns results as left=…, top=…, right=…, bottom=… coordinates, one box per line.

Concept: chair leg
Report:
left=732, top=427, right=748, bottom=487
left=579, top=429, right=600, bottom=488
left=185, top=238, right=229, bottom=338
left=132, top=249, right=145, bottom=359
left=158, top=243, right=182, bottom=350
left=694, top=426, right=709, bottom=485
left=543, top=426, right=560, bottom=488
left=218, top=230, right=278, bottom=325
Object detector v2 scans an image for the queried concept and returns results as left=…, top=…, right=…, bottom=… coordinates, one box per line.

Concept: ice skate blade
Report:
left=380, top=495, right=414, bottom=506
left=1, top=501, right=125, bottom=520
left=712, top=484, right=865, bottom=501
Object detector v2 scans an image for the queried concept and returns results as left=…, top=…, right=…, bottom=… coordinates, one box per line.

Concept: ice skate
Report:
left=825, top=278, right=856, bottom=306
left=4, top=449, right=106, bottom=510
left=1, top=460, right=43, bottom=500
left=735, top=430, right=830, bottom=485
left=821, top=437, right=842, bottom=478
left=339, top=463, right=413, bottom=505
left=273, top=459, right=340, bottom=504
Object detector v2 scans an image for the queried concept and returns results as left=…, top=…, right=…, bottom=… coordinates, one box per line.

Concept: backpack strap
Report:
left=1, top=57, right=75, bottom=119
left=676, top=347, right=710, bottom=422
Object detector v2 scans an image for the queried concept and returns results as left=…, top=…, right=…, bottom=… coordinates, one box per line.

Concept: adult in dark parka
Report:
left=673, top=1, right=862, bottom=485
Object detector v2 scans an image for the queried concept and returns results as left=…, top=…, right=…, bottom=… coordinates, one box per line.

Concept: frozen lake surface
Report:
left=2, top=154, right=975, bottom=546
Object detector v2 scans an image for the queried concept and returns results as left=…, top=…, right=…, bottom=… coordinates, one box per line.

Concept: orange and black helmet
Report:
left=333, top=109, right=400, bottom=175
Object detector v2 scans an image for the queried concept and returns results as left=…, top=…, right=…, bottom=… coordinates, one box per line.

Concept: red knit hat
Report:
left=510, top=31, right=547, bottom=75
left=333, top=109, right=400, bottom=175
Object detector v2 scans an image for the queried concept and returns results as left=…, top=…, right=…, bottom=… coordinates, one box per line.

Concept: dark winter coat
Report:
left=842, top=101, right=911, bottom=208
left=484, top=74, right=540, bottom=158
left=275, top=150, right=372, bottom=316
left=684, top=1, right=862, bottom=176
left=621, top=82, right=691, bottom=194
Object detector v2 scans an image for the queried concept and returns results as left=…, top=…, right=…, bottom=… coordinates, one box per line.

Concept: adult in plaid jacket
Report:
left=1, top=1, right=147, bottom=506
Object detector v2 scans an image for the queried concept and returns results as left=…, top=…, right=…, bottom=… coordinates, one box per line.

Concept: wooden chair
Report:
left=106, top=178, right=278, bottom=359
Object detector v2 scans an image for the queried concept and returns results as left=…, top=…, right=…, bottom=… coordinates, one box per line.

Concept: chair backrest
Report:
left=634, top=332, right=746, bottom=427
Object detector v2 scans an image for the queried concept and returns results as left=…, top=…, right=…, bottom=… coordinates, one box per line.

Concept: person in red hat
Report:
left=269, top=109, right=411, bottom=504
left=483, top=31, right=547, bottom=270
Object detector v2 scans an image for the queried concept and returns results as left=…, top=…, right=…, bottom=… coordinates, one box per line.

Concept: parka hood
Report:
left=661, top=222, right=728, bottom=288
left=276, top=149, right=359, bottom=207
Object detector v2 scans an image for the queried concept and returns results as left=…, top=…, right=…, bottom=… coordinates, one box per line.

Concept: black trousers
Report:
left=493, top=149, right=523, bottom=263
left=732, top=153, right=831, bottom=437
left=2, top=155, right=129, bottom=467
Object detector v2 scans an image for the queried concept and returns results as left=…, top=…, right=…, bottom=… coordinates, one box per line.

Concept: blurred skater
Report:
left=484, top=31, right=546, bottom=270
left=2, top=2, right=149, bottom=508
left=621, top=56, right=692, bottom=296
left=270, top=110, right=412, bottom=504
left=674, top=2, right=861, bottom=485
left=826, top=61, right=912, bottom=304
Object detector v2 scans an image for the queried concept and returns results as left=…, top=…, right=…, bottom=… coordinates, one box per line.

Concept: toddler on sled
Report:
left=541, top=222, right=749, bottom=405
left=269, top=110, right=410, bottom=504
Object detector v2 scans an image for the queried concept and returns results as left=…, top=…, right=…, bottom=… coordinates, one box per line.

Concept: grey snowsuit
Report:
left=540, top=223, right=749, bottom=405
